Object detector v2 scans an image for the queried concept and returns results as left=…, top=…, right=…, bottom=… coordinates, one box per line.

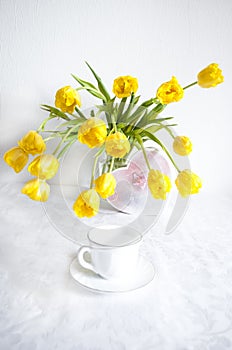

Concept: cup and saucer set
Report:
left=70, top=226, right=156, bottom=293
left=43, top=146, right=185, bottom=293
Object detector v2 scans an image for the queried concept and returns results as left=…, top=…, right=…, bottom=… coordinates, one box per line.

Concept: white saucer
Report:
left=70, top=256, right=156, bottom=293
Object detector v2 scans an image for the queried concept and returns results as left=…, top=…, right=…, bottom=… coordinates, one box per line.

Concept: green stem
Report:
left=183, top=81, right=198, bottom=90
left=164, top=125, right=176, bottom=139
left=103, top=101, right=112, bottom=128
left=52, top=143, right=62, bottom=156
left=75, top=87, right=86, bottom=91
left=75, top=106, right=87, bottom=120
left=117, top=97, right=127, bottom=122
left=102, top=162, right=107, bottom=175
left=111, top=114, right=117, bottom=133
left=43, top=136, right=56, bottom=142
left=90, top=155, right=99, bottom=188
left=109, top=157, right=115, bottom=172
left=122, top=93, right=135, bottom=121
left=37, top=116, right=53, bottom=133
left=52, top=125, right=78, bottom=156
left=142, top=130, right=181, bottom=173
left=137, top=136, right=151, bottom=171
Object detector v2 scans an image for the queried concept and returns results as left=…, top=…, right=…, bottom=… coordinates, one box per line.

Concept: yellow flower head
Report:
left=175, top=169, right=202, bottom=197
left=21, top=178, right=50, bottom=202
left=95, top=173, right=116, bottom=199
left=18, top=130, right=46, bottom=155
left=4, top=146, right=29, bottom=173
left=197, top=63, right=224, bottom=88
left=28, top=154, right=59, bottom=180
left=55, top=86, right=81, bottom=113
left=73, top=189, right=100, bottom=218
left=78, top=117, right=107, bottom=148
left=173, top=136, right=192, bottom=156
left=156, top=76, right=184, bottom=104
left=113, top=76, right=138, bottom=98
left=105, top=132, right=130, bottom=158
left=148, top=169, right=172, bottom=200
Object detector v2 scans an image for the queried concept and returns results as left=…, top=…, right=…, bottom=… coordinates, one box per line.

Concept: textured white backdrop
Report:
left=1, top=2, right=232, bottom=350
left=0, top=0, right=231, bottom=193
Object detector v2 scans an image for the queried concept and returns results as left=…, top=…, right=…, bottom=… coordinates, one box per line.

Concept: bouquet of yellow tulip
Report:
left=4, top=62, right=224, bottom=218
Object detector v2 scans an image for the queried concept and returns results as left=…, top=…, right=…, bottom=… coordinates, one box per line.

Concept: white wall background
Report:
left=0, top=0, right=231, bottom=193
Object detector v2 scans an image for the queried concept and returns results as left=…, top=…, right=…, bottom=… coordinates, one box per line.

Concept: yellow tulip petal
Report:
left=105, top=132, right=130, bottom=158
left=18, top=131, right=46, bottom=155
left=175, top=170, right=202, bottom=197
left=28, top=154, right=59, bottom=180
left=95, top=173, right=116, bottom=199
left=156, top=76, right=184, bottom=104
left=78, top=117, right=107, bottom=148
left=197, top=63, right=224, bottom=88
left=148, top=169, right=171, bottom=200
left=173, top=136, right=192, bottom=156
left=55, top=86, right=81, bottom=113
left=4, top=146, right=29, bottom=173
left=21, top=178, right=50, bottom=202
left=113, top=76, right=138, bottom=98
left=73, top=189, right=100, bottom=218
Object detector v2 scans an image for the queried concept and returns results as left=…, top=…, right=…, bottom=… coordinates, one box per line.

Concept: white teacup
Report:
left=77, top=226, right=142, bottom=280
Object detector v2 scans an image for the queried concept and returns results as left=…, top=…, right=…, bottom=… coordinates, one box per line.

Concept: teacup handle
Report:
left=77, top=246, right=95, bottom=273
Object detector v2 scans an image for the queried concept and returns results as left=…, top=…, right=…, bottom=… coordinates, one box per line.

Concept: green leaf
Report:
left=137, top=116, right=173, bottom=129
left=116, top=97, right=127, bottom=122
left=141, top=130, right=180, bottom=172
left=74, top=106, right=87, bottom=120
left=133, top=95, right=141, bottom=105
left=96, top=101, right=117, bottom=116
left=153, top=116, right=174, bottom=122
left=57, top=119, right=83, bottom=129
left=126, top=105, right=146, bottom=125
left=85, top=61, right=111, bottom=101
left=120, top=93, right=136, bottom=122
left=88, top=89, right=107, bottom=100
left=72, top=74, right=106, bottom=100
left=143, top=123, right=177, bottom=134
left=40, top=105, right=70, bottom=121
left=41, top=130, right=64, bottom=135
left=53, top=123, right=79, bottom=156
left=94, top=144, right=105, bottom=158
left=141, top=98, right=157, bottom=108
left=37, top=115, right=57, bottom=132
left=144, top=125, right=164, bottom=133
left=71, top=74, right=97, bottom=90
left=147, top=103, right=166, bottom=119
left=110, top=96, right=116, bottom=103
left=96, top=104, right=108, bottom=113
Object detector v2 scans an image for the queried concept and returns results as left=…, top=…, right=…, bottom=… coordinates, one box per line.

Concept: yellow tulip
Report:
left=28, top=154, right=59, bottom=180
left=18, top=130, right=46, bottom=155
left=3, top=146, right=29, bottom=173
left=148, top=169, right=172, bottom=200
left=197, top=63, right=224, bottom=88
left=95, top=173, right=116, bottom=199
left=78, top=117, right=107, bottom=148
left=55, top=86, right=81, bottom=113
left=73, top=189, right=100, bottom=218
left=21, top=178, right=50, bottom=202
left=156, top=76, right=184, bottom=104
left=105, top=132, right=130, bottom=158
left=113, top=76, right=138, bottom=98
left=173, top=136, right=192, bottom=156
left=175, top=170, right=202, bottom=197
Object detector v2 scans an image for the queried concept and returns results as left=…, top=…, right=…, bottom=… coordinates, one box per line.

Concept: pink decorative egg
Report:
left=107, top=148, right=170, bottom=214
